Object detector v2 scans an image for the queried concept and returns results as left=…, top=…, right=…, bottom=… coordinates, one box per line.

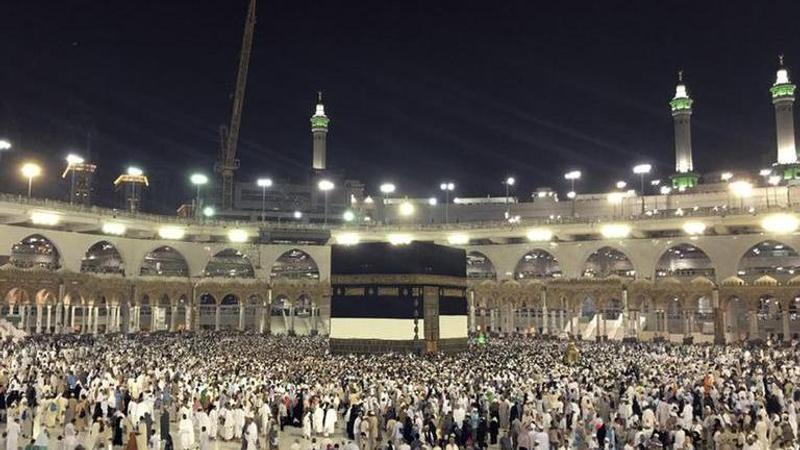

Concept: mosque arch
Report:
left=513, top=249, right=562, bottom=280
left=582, top=246, right=635, bottom=279
left=736, top=240, right=800, bottom=282
left=81, top=241, right=125, bottom=275
left=665, top=297, right=684, bottom=334
left=242, top=295, right=263, bottom=331
left=10, top=234, right=61, bottom=270
left=204, top=248, right=255, bottom=278
left=219, top=294, right=241, bottom=330
left=150, top=294, right=172, bottom=331
left=640, top=296, right=658, bottom=332
left=655, top=243, right=715, bottom=280
left=138, top=295, right=152, bottom=331
left=197, top=293, right=217, bottom=330
left=270, top=295, right=292, bottom=335
left=580, top=296, right=596, bottom=318
left=756, top=295, right=781, bottom=340
left=270, top=249, right=320, bottom=281
left=691, top=295, right=715, bottom=335
left=5, top=288, right=31, bottom=306
left=467, top=251, right=497, bottom=280
left=95, top=297, right=109, bottom=333
left=174, top=295, right=189, bottom=331
left=602, top=298, right=623, bottom=320
left=725, top=296, right=749, bottom=340
left=140, top=246, right=190, bottom=277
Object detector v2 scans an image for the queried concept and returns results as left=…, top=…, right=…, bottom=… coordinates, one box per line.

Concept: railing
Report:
left=0, top=190, right=796, bottom=233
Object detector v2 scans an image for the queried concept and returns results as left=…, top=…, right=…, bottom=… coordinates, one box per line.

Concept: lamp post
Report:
left=564, top=170, right=581, bottom=217
left=190, top=173, right=208, bottom=220
left=633, top=164, right=652, bottom=215
left=65, top=154, right=84, bottom=204
left=256, top=178, right=273, bottom=223
left=504, top=177, right=515, bottom=219
left=379, top=183, right=396, bottom=224
left=318, top=179, right=334, bottom=225
left=20, top=163, right=41, bottom=199
left=439, top=182, right=455, bottom=224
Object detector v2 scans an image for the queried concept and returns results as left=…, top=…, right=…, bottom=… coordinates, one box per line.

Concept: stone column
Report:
left=19, top=305, right=26, bottom=332
left=265, top=299, right=272, bottom=335
left=568, top=308, right=575, bottom=335
left=108, top=306, right=116, bottom=332
left=214, top=305, right=221, bottom=331
left=621, top=289, right=629, bottom=338
left=83, top=305, right=90, bottom=334
left=489, top=308, right=496, bottom=332
left=170, top=306, right=178, bottom=331
left=711, top=289, right=723, bottom=344
left=748, top=309, right=759, bottom=340
left=93, top=307, right=99, bottom=334
left=782, top=308, right=790, bottom=342
left=45, top=305, right=52, bottom=334
left=34, top=304, right=42, bottom=334
left=311, top=303, right=319, bottom=334
left=54, top=304, right=62, bottom=334
left=256, top=303, right=264, bottom=334
left=541, top=289, right=548, bottom=335
left=603, top=309, right=608, bottom=338
left=289, top=304, right=295, bottom=334
left=185, top=305, right=192, bottom=332
left=132, top=306, right=140, bottom=332
left=70, top=305, right=77, bottom=331
left=238, top=303, right=246, bottom=331
left=507, top=304, right=515, bottom=334
left=151, top=306, right=158, bottom=331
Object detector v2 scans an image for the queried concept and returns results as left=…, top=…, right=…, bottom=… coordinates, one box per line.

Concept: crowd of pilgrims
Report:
left=0, top=332, right=796, bottom=450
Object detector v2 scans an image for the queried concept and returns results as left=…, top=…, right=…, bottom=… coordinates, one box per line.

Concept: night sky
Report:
left=1, top=1, right=798, bottom=213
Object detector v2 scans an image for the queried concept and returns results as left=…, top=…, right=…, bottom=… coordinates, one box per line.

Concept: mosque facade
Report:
left=1, top=59, right=799, bottom=344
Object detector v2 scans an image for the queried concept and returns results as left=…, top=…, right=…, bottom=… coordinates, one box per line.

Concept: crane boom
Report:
left=216, top=0, right=256, bottom=210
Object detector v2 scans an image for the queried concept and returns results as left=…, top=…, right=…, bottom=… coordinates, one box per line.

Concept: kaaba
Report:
left=329, top=242, right=468, bottom=354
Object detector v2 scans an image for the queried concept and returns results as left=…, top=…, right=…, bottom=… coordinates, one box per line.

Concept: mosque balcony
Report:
left=770, top=83, right=796, bottom=99
left=0, top=189, right=796, bottom=246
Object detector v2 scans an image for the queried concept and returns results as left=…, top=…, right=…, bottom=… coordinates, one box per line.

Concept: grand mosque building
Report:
left=2, top=59, right=800, bottom=345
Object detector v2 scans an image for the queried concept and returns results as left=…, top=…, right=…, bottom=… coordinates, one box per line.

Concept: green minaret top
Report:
left=771, top=54, right=796, bottom=100
left=310, top=91, right=330, bottom=130
left=669, top=70, right=693, bottom=112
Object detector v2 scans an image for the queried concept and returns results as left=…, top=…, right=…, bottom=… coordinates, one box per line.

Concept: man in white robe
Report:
left=245, top=418, right=259, bottom=450
left=323, top=405, right=337, bottom=437
left=6, top=418, right=19, bottom=450
left=313, top=406, right=325, bottom=436
left=179, top=413, right=195, bottom=450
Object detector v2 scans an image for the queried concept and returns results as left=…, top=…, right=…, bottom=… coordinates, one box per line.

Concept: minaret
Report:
left=770, top=55, right=797, bottom=168
left=669, top=71, right=699, bottom=189
left=310, top=91, right=330, bottom=171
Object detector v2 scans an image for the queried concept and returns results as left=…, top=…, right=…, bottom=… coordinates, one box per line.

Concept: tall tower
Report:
left=310, top=92, right=330, bottom=171
left=669, top=71, right=699, bottom=189
left=770, top=55, right=798, bottom=174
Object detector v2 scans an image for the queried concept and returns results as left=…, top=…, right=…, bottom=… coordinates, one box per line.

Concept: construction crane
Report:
left=216, top=0, right=256, bottom=210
